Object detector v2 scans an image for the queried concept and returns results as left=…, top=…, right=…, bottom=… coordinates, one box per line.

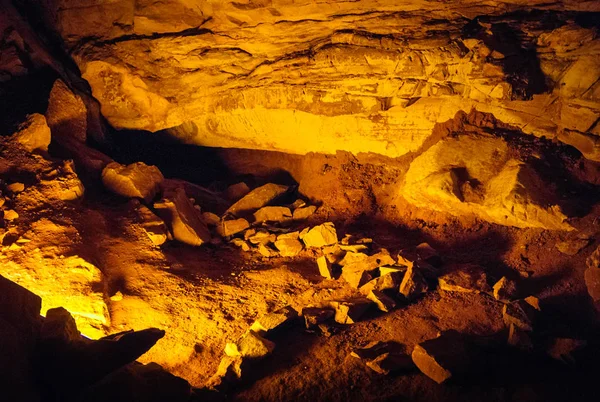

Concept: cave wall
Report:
left=20, top=0, right=600, bottom=159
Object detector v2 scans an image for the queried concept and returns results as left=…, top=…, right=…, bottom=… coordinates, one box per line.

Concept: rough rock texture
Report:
left=26, top=1, right=600, bottom=158
left=102, top=161, right=164, bottom=203
left=12, top=113, right=51, bottom=152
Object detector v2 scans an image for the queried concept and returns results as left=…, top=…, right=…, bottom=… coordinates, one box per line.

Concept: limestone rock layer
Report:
left=25, top=1, right=600, bottom=158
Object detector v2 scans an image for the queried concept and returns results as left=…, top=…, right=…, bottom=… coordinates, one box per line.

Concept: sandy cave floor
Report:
left=2, top=139, right=600, bottom=402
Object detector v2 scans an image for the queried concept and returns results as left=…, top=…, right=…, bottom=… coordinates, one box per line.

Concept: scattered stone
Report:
left=250, top=306, right=298, bottom=335
left=317, top=255, right=334, bottom=279
left=227, top=330, right=275, bottom=359
left=154, top=187, right=211, bottom=246
left=438, top=264, right=491, bottom=293
left=201, top=212, right=220, bottom=226
left=339, top=251, right=369, bottom=266
left=217, top=218, right=250, bottom=237
left=503, top=300, right=536, bottom=331
left=293, top=205, right=317, bottom=220
left=341, top=266, right=374, bottom=289
left=399, top=265, right=429, bottom=300
left=102, top=162, right=164, bottom=203
left=524, top=296, right=541, bottom=311
left=226, top=183, right=289, bottom=216
left=289, top=199, right=306, bottom=209
left=322, top=244, right=345, bottom=264
left=507, top=323, right=533, bottom=351
left=3, top=209, right=19, bottom=221
left=339, top=244, right=369, bottom=253
left=351, top=341, right=413, bottom=375
left=302, top=222, right=338, bottom=248
left=136, top=205, right=169, bottom=246
left=274, top=238, right=303, bottom=257
left=492, top=276, right=518, bottom=302
left=584, top=267, right=600, bottom=303
left=224, top=182, right=251, bottom=202
left=230, top=238, right=251, bottom=252
left=40, top=307, right=80, bottom=343
left=556, top=238, right=591, bottom=256
left=302, top=307, right=335, bottom=329
left=12, top=113, right=51, bottom=152
left=46, top=79, right=87, bottom=142
left=258, top=243, right=278, bottom=257
left=7, top=182, right=25, bottom=194
left=545, top=338, right=587, bottom=364
left=367, top=290, right=397, bottom=312
left=277, top=231, right=299, bottom=240
left=210, top=355, right=243, bottom=386
left=411, top=331, right=470, bottom=384
left=247, top=230, right=276, bottom=245
left=253, top=206, right=292, bottom=223
left=328, top=298, right=372, bottom=324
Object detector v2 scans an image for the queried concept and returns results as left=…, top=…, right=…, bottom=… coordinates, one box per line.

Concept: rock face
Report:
left=25, top=1, right=600, bottom=158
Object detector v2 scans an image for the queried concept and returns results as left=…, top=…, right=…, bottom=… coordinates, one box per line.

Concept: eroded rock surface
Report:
left=24, top=1, right=600, bottom=158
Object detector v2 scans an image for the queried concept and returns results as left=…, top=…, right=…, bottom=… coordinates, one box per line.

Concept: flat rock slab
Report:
left=253, top=206, right=292, bottom=223
left=226, top=183, right=289, bottom=216
left=412, top=331, right=470, bottom=384
left=154, top=188, right=211, bottom=246
left=438, top=264, right=491, bottom=293
left=302, top=307, right=335, bottom=329
left=274, top=238, right=303, bottom=257
left=328, top=298, right=373, bottom=324
left=399, top=265, right=429, bottom=300
left=102, top=162, right=164, bottom=203
left=250, top=306, right=298, bottom=336
left=218, top=218, right=250, bottom=238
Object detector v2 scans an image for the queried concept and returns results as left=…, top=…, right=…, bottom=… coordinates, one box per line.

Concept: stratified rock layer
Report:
left=28, top=1, right=600, bottom=158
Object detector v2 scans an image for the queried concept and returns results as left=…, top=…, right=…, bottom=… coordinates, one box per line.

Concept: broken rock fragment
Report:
left=317, top=255, right=334, bottom=279
left=224, top=182, right=250, bottom=202
left=217, top=218, right=250, bottom=237
left=226, top=330, right=275, bottom=359
left=412, top=331, right=470, bottom=384
left=492, top=276, right=518, bottom=302
left=136, top=205, right=169, bottom=246
left=399, top=265, right=429, bottom=300
left=12, top=113, right=51, bottom=152
left=367, top=290, right=397, bottom=312
left=352, top=341, right=414, bottom=375
left=226, top=183, right=289, bottom=216
left=503, top=300, right=536, bottom=331
left=253, top=206, right=292, bottom=223
left=302, top=307, right=335, bottom=329
left=274, top=238, right=303, bottom=257
left=302, top=222, right=338, bottom=248
left=293, top=205, right=317, bottom=220
left=438, top=264, right=491, bottom=294
left=250, top=306, right=298, bottom=336
left=328, top=298, right=372, bottom=324
left=154, top=187, right=211, bottom=246
left=102, top=161, right=164, bottom=203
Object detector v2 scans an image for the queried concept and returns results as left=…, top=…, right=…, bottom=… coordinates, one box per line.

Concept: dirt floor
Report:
left=2, top=128, right=600, bottom=402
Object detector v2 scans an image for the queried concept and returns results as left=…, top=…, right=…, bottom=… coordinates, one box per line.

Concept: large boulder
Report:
left=102, top=162, right=164, bottom=203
